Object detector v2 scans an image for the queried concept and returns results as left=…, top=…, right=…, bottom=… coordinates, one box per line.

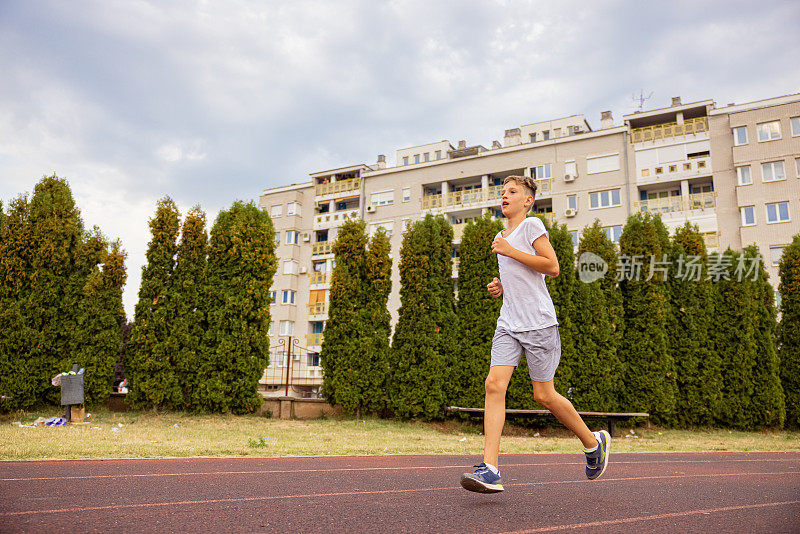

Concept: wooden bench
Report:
left=445, top=406, right=649, bottom=437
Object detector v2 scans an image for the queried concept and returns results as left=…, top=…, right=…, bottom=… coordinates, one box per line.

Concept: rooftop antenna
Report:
left=631, top=90, right=653, bottom=112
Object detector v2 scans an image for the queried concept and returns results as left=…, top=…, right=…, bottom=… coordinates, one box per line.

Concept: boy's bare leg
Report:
left=531, top=379, right=598, bottom=449
left=483, top=365, right=515, bottom=467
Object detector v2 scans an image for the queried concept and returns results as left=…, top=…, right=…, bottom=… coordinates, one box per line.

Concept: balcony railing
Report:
left=631, top=116, right=709, bottom=143
left=703, top=232, right=720, bottom=248
left=314, top=208, right=359, bottom=226
left=533, top=212, right=554, bottom=225
left=315, top=177, right=361, bottom=197
left=310, top=271, right=331, bottom=285
left=308, top=302, right=327, bottom=315
left=311, top=242, right=333, bottom=256
left=421, top=179, right=552, bottom=210
left=306, top=333, right=324, bottom=347
left=635, top=192, right=716, bottom=214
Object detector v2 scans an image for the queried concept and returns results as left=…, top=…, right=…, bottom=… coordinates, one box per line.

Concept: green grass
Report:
left=1, top=407, right=798, bottom=461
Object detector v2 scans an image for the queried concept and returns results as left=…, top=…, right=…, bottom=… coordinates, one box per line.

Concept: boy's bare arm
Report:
left=491, top=234, right=560, bottom=277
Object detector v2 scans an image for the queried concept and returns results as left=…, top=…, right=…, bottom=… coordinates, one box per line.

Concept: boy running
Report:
left=460, top=175, right=610, bottom=494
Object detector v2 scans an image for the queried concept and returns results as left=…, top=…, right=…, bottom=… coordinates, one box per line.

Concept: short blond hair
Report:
left=503, top=175, right=537, bottom=212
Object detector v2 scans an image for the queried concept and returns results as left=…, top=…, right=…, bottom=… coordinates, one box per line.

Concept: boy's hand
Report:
left=492, top=236, right=514, bottom=258
left=487, top=277, right=503, bottom=297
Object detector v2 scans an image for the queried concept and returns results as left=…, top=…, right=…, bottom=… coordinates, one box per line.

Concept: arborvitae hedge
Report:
left=778, top=235, right=800, bottom=429
left=619, top=212, right=676, bottom=423
left=171, top=206, right=208, bottom=408
left=0, top=176, right=125, bottom=411
left=666, top=222, right=721, bottom=427
left=321, top=220, right=392, bottom=416
left=389, top=214, right=454, bottom=419
left=746, top=245, right=785, bottom=428
left=74, top=239, right=127, bottom=404
left=0, top=196, right=33, bottom=410
left=712, top=249, right=757, bottom=429
left=197, top=201, right=276, bottom=414
left=453, top=215, right=504, bottom=409
left=127, top=197, right=182, bottom=410
left=570, top=221, right=623, bottom=412
left=27, top=176, right=88, bottom=405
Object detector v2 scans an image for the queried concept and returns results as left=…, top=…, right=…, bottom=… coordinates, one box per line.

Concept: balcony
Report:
left=703, top=232, right=720, bottom=249
left=638, top=156, right=711, bottom=185
left=533, top=212, right=555, bottom=225
left=315, top=178, right=360, bottom=197
left=311, top=242, right=333, bottom=256
left=306, top=332, right=324, bottom=347
left=308, top=302, right=327, bottom=315
left=314, top=208, right=359, bottom=230
left=310, top=271, right=332, bottom=285
left=634, top=192, right=716, bottom=214
left=421, top=179, right=553, bottom=212
left=631, top=117, right=708, bottom=144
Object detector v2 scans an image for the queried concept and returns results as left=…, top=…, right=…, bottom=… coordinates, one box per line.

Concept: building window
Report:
left=543, top=130, right=550, bottom=140
left=286, top=230, right=299, bottom=244
left=589, top=189, right=621, bottom=209
left=274, top=232, right=281, bottom=246
left=529, top=133, right=537, bottom=142
left=369, top=220, right=394, bottom=237
left=401, top=218, right=412, bottom=231
left=792, top=117, right=800, bottom=137
left=587, top=154, right=620, bottom=174
left=733, top=126, right=747, bottom=146
left=770, top=245, right=786, bottom=266
left=740, top=206, right=756, bottom=226
left=570, top=230, right=578, bottom=247
left=766, top=201, right=790, bottom=223
left=370, top=190, right=394, bottom=206
left=268, top=290, right=277, bottom=304
left=757, top=120, right=781, bottom=142
left=762, top=161, right=786, bottom=182
left=279, top=320, right=294, bottom=336
left=796, top=157, right=800, bottom=177
left=270, top=205, right=282, bottom=218
left=531, top=164, right=552, bottom=180
left=283, top=260, right=298, bottom=275
left=402, top=187, right=411, bottom=203
left=435, top=150, right=442, bottom=160
left=286, top=202, right=300, bottom=216
left=413, top=154, right=419, bottom=164
left=603, top=225, right=622, bottom=243
left=567, top=195, right=577, bottom=211
left=736, top=165, right=752, bottom=186
left=424, top=153, right=430, bottom=162
left=307, top=353, right=320, bottom=367
left=641, top=168, right=650, bottom=177
left=282, top=290, right=296, bottom=305
left=268, top=322, right=274, bottom=336
left=668, top=164, right=677, bottom=173
left=403, top=156, right=409, bottom=165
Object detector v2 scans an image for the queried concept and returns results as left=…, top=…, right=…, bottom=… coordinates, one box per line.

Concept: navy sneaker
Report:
left=585, top=430, right=611, bottom=480
left=460, top=462, right=504, bottom=493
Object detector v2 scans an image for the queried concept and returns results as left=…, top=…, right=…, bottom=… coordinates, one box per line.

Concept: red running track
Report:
left=1, top=452, right=799, bottom=533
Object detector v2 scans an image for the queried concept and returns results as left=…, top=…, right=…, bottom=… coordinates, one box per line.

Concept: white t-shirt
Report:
left=495, top=216, right=559, bottom=332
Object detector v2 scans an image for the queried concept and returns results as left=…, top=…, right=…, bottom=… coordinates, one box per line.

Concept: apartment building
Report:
left=259, top=92, right=800, bottom=398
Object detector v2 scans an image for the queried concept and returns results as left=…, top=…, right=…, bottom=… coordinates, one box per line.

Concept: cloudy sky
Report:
left=2, top=0, right=799, bottom=317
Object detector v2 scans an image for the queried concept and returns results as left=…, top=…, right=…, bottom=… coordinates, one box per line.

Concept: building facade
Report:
left=259, top=93, right=800, bottom=398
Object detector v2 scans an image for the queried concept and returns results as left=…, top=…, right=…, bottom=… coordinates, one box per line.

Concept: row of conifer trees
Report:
left=0, top=176, right=127, bottom=410
left=321, top=213, right=800, bottom=429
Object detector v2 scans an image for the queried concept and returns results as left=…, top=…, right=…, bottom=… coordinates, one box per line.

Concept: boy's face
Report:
left=501, top=180, right=534, bottom=218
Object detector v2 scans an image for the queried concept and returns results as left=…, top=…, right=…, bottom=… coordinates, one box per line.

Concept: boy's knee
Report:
left=485, top=375, right=507, bottom=396
left=533, top=389, right=557, bottom=407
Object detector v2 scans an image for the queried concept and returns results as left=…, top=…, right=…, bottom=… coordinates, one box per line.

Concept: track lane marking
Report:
left=2, top=471, right=798, bottom=517
left=498, top=500, right=800, bottom=532
left=2, top=458, right=798, bottom=482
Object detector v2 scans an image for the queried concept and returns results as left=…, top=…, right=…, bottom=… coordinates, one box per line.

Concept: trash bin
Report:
left=61, top=375, right=84, bottom=406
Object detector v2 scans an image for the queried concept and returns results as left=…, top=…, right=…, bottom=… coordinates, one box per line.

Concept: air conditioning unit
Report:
left=299, top=266, right=308, bottom=274
left=565, top=208, right=577, bottom=217
left=302, top=233, right=310, bottom=242
left=564, top=173, right=576, bottom=182
left=366, top=205, right=376, bottom=213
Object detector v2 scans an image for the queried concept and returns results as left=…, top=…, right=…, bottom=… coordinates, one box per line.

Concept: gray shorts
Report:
left=490, top=325, right=561, bottom=382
